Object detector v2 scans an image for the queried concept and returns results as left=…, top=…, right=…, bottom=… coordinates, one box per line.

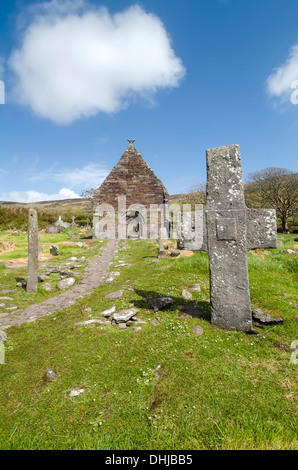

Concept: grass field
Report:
left=0, top=231, right=297, bottom=450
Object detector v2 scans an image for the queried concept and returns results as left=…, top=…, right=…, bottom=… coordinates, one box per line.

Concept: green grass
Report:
left=0, top=235, right=297, bottom=450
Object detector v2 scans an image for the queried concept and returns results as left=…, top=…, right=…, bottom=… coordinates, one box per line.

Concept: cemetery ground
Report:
left=0, top=229, right=297, bottom=450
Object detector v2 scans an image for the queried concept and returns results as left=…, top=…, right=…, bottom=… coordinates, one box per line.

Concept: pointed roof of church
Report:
left=93, top=140, right=170, bottom=208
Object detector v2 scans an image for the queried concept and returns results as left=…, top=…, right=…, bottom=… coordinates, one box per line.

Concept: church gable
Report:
left=93, top=140, right=169, bottom=209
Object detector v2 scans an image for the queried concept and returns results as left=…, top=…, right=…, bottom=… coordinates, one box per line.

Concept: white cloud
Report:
left=9, top=1, right=186, bottom=124
left=266, top=44, right=298, bottom=104
left=0, top=188, right=80, bottom=203
left=28, top=163, right=109, bottom=189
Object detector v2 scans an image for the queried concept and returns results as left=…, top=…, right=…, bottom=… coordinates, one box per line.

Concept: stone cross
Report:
left=178, top=145, right=276, bottom=331
left=27, top=208, right=39, bottom=293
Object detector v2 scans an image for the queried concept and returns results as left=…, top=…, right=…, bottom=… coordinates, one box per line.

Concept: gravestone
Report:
left=70, top=216, right=77, bottom=228
left=178, top=145, right=276, bottom=332
left=27, top=209, right=39, bottom=293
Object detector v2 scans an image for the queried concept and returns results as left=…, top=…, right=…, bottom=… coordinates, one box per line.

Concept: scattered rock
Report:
left=187, top=284, right=201, bottom=293
left=105, top=290, right=124, bottom=299
left=42, top=283, right=52, bottom=292
left=192, top=325, right=204, bottom=336
left=252, top=308, right=283, bottom=325
left=77, top=242, right=83, bottom=248
left=50, top=245, right=59, bottom=256
left=57, top=277, right=75, bottom=290
left=73, top=319, right=111, bottom=329
left=131, top=326, right=142, bottom=332
left=118, top=323, right=127, bottom=329
left=182, top=289, right=193, bottom=301
left=38, top=274, right=48, bottom=282
left=113, top=308, right=139, bottom=323
left=288, top=302, right=298, bottom=307
left=101, top=306, right=116, bottom=317
left=283, top=249, right=297, bottom=255
left=149, top=259, right=160, bottom=264
left=43, top=369, right=58, bottom=382
left=69, top=257, right=77, bottom=261
left=105, top=277, right=114, bottom=284
left=69, top=387, right=86, bottom=397
left=12, top=231, right=19, bottom=236
left=170, top=250, right=180, bottom=257
left=0, top=297, right=14, bottom=301
left=147, top=297, right=175, bottom=312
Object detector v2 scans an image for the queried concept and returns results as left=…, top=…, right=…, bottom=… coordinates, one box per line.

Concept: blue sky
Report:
left=0, top=0, right=297, bottom=202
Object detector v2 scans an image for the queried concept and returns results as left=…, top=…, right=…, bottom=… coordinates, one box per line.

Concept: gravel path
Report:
left=0, top=240, right=118, bottom=330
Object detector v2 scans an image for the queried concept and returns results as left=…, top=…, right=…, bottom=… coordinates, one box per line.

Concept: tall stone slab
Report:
left=27, top=209, right=39, bottom=293
left=178, top=145, right=276, bottom=331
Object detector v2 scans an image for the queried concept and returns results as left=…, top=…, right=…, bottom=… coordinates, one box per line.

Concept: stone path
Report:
left=0, top=240, right=118, bottom=330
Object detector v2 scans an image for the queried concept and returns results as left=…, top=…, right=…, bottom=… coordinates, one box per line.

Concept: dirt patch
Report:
left=249, top=249, right=271, bottom=259
left=3, top=253, right=54, bottom=266
left=177, top=250, right=194, bottom=258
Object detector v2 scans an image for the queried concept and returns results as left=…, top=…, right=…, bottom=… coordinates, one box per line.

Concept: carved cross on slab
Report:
left=178, top=144, right=276, bottom=331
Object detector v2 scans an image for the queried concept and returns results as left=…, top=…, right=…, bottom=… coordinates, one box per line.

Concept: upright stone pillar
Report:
left=27, top=209, right=39, bottom=293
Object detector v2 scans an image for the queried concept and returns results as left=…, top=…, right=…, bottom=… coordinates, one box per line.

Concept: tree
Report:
left=246, top=168, right=298, bottom=232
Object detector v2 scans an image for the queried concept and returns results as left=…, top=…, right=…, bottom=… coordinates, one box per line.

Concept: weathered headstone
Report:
left=71, top=216, right=77, bottom=228
left=27, top=209, right=39, bottom=293
left=178, top=145, right=276, bottom=332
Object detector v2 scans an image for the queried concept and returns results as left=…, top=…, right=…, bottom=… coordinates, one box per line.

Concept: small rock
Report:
left=105, top=277, right=114, bottom=284
left=132, top=326, right=142, bottom=332
left=12, top=231, right=19, bottom=236
left=101, top=306, right=116, bottom=317
left=192, top=325, right=204, bottom=336
left=147, top=297, right=175, bottom=312
left=187, top=284, right=201, bottom=293
left=118, top=323, right=127, bottom=329
left=43, top=369, right=58, bottom=382
left=50, top=245, right=59, bottom=256
left=0, top=297, right=14, bottom=301
left=105, top=290, right=124, bottom=299
left=57, top=277, right=75, bottom=290
left=252, top=308, right=283, bottom=325
left=42, top=283, right=52, bottom=292
left=69, top=257, right=77, bottom=261
left=77, top=242, right=83, bottom=248
left=113, top=308, right=139, bottom=323
left=73, top=319, right=110, bottom=329
left=149, top=259, right=160, bottom=264
left=170, top=250, right=180, bottom=257
left=283, top=249, right=297, bottom=255
left=69, top=387, right=86, bottom=397
left=182, top=289, right=193, bottom=301
left=38, top=274, right=48, bottom=282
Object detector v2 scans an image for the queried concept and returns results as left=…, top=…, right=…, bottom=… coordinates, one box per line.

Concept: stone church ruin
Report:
left=92, top=140, right=171, bottom=239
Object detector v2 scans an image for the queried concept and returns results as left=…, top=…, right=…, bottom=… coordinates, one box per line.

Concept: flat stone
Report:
left=69, top=387, right=86, bottom=397
left=252, top=308, right=283, bottom=325
left=182, top=289, right=193, bottom=300
left=186, top=284, right=201, bottom=293
left=147, top=297, right=175, bottom=312
left=113, top=308, right=139, bottom=323
left=42, top=283, right=52, bottom=292
left=73, top=319, right=111, bottom=329
left=57, top=277, right=76, bottom=290
left=101, top=306, right=116, bottom=317
left=0, top=297, right=14, bottom=301
left=192, top=325, right=204, bottom=336
left=105, top=290, right=124, bottom=299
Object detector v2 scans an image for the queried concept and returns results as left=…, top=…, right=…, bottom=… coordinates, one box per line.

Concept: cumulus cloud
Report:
left=266, top=44, right=298, bottom=104
left=0, top=188, right=80, bottom=203
left=9, top=1, right=186, bottom=124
